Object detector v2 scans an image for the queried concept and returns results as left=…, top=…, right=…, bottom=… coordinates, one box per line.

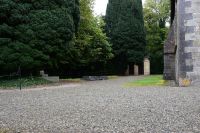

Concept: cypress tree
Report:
left=105, top=0, right=121, bottom=38
left=105, top=0, right=146, bottom=74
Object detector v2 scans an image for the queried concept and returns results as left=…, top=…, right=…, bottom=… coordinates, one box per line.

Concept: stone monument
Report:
left=144, top=58, right=150, bottom=76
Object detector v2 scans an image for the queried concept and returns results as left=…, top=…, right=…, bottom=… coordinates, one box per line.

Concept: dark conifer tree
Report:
left=105, top=0, right=146, bottom=74
left=0, top=0, right=80, bottom=74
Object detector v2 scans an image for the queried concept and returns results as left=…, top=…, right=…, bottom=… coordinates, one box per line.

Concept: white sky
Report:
left=94, top=0, right=146, bottom=15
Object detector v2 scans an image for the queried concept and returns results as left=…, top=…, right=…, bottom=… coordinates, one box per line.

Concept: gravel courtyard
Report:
left=1, top=76, right=200, bottom=133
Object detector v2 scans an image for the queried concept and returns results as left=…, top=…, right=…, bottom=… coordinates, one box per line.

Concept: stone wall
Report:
left=164, top=0, right=200, bottom=86
left=176, top=0, right=200, bottom=86
left=184, top=0, right=200, bottom=85
left=164, top=21, right=176, bottom=80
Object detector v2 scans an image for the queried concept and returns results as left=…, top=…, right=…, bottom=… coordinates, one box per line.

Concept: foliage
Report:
left=0, top=0, right=80, bottom=74
left=144, top=0, right=170, bottom=74
left=144, top=0, right=170, bottom=28
left=75, top=0, right=113, bottom=72
left=0, top=77, right=51, bottom=89
left=105, top=0, right=146, bottom=74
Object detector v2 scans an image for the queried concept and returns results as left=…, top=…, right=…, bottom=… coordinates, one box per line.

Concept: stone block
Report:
left=185, top=47, right=200, bottom=53
left=185, top=59, right=193, bottom=66
left=43, top=76, right=59, bottom=82
left=185, top=33, right=196, bottom=41
left=193, top=61, right=200, bottom=66
left=40, top=70, right=45, bottom=76
left=40, top=70, right=49, bottom=77
left=193, top=40, right=200, bottom=45
left=193, top=13, right=200, bottom=19
left=185, top=20, right=196, bottom=27
left=193, top=67, right=200, bottom=71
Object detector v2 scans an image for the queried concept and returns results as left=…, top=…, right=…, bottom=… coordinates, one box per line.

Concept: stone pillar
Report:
left=134, top=65, right=139, bottom=76
left=144, top=58, right=150, bottom=76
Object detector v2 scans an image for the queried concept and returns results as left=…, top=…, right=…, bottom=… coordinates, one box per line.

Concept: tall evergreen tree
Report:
left=0, top=0, right=80, bottom=74
left=105, top=0, right=146, bottom=74
left=105, top=0, right=121, bottom=38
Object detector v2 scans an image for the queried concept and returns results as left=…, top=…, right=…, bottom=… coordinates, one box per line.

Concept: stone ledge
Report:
left=82, top=76, right=108, bottom=81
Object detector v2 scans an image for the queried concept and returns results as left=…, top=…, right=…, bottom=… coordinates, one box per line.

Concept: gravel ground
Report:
left=0, top=76, right=200, bottom=133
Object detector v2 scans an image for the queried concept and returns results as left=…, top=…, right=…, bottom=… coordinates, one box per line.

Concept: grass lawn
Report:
left=125, top=75, right=167, bottom=87
left=0, top=77, right=52, bottom=89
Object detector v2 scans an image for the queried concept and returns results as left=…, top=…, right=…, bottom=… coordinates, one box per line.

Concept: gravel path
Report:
left=0, top=76, right=200, bottom=133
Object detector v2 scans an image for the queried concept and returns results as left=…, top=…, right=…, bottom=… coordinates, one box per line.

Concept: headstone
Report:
left=40, top=70, right=45, bottom=76
left=144, top=58, right=150, bottom=75
left=134, top=65, right=139, bottom=76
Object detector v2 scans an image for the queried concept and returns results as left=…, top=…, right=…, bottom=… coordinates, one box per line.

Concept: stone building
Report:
left=164, top=0, right=200, bottom=86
